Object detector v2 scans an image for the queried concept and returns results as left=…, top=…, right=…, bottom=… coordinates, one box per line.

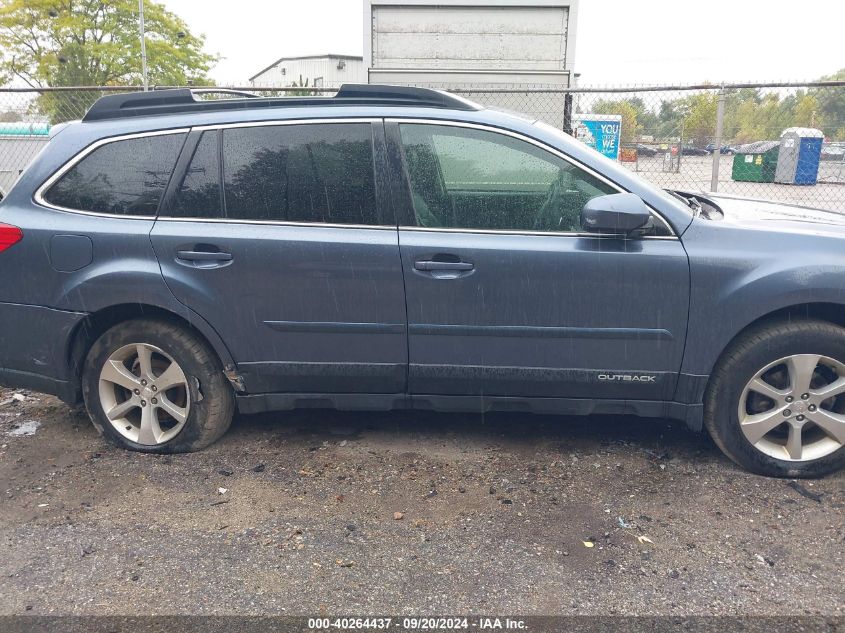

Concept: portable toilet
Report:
left=775, top=127, right=824, bottom=185
left=731, top=141, right=779, bottom=183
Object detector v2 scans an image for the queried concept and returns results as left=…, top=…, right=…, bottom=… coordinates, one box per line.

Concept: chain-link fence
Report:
left=1, top=81, right=843, bottom=211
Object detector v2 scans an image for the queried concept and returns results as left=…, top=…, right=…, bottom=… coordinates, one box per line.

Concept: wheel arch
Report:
left=690, top=302, right=845, bottom=407
left=716, top=302, right=845, bottom=363
left=65, top=302, right=241, bottom=403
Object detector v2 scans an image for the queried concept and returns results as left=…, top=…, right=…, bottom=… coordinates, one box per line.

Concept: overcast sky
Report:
left=162, top=0, right=844, bottom=86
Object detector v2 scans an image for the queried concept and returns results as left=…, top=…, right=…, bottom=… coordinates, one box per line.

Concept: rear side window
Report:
left=222, top=123, right=378, bottom=224
left=43, top=133, right=185, bottom=215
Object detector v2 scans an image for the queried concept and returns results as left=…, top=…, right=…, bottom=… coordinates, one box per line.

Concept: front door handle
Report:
left=414, top=260, right=474, bottom=271
left=177, top=250, right=233, bottom=262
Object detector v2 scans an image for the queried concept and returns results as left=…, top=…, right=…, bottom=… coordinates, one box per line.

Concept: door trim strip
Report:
left=264, top=320, right=406, bottom=335
left=408, top=324, right=673, bottom=340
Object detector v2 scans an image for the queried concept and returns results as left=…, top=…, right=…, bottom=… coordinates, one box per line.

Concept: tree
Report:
left=626, top=96, right=658, bottom=138
left=0, top=0, right=217, bottom=122
left=655, top=99, right=683, bottom=140
left=678, top=93, right=717, bottom=147
left=593, top=99, right=639, bottom=143
left=810, top=68, right=845, bottom=139
left=288, top=75, right=314, bottom=97
left=793, top=93, right=819, bottom=128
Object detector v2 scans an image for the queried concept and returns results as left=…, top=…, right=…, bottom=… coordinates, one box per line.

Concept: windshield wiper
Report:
left=666, top=190, right=703, bottom=216
left=686, top=195, right=703, bottom=215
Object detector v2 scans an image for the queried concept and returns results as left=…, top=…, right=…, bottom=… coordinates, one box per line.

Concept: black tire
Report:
left=705, top=318, right=845, bottom=478
left=82, top=318, right=234, bottom=453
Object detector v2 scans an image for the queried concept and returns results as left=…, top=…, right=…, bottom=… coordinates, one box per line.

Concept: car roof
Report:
left=52, top=87, right=546, bottom=155
left=82, top=85, right=482, bottom=122
left=55, top=84, right=541, bottom=145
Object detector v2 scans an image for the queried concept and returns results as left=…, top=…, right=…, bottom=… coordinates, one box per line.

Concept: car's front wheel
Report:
left=705, top=319, right=845, bottom=477
left=82, top=318, right=234, bottom=453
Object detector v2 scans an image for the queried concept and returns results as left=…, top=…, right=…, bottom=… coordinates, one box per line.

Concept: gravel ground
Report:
left=1, top=386, right=844, bottom=616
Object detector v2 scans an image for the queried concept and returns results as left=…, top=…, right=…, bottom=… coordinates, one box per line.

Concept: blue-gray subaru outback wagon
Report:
left=1, top=85, right=844, bottom=477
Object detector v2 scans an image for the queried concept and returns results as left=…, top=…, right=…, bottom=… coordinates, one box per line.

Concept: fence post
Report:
left=710, top=86, right=726, bottom=192
left=562, top=92, right=573, bottom=135
left=677, top=119, right=683, bottom=174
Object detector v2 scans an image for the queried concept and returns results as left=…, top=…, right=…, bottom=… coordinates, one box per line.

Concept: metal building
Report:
left=249, top=54, right=365, bottom=89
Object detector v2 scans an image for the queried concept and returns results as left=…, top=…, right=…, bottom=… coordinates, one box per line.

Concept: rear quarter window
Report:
left=42, top=132, right=186, bottom=215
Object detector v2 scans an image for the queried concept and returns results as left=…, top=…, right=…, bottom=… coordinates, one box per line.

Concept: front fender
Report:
left=680, top=219, right=845, bottom=391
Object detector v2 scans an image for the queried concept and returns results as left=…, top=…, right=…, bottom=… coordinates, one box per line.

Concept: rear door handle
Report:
left=177, top=250, right=233, bottom=262
left=414, top=260, right=474, bottom=271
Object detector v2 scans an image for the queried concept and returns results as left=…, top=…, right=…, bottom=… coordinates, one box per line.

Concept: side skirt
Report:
left=235, top=393, right=704, bottom=431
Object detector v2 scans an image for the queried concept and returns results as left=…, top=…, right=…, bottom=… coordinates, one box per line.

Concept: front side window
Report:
left=44, top=133, right=186, bottom=215
left=222, top=123, right=378, bottom=224
left=399, top=124, right=618, bottom=233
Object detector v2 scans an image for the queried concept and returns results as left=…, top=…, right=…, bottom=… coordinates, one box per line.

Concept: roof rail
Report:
left=82, top=84, right=480, bottom=122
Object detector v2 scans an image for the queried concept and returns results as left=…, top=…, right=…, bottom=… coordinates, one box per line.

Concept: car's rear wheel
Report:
left=82, top=319, right=234, bottom=453
left=705, top=319, right=845, bottom=477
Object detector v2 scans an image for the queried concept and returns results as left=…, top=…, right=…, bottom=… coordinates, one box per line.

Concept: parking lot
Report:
left=625, top=155, right=845, bottom=212
left=1, top=385, right=844, bottom=616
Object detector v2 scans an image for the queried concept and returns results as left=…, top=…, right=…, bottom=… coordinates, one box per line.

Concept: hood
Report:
left=704, top=193, right=845, bottom=229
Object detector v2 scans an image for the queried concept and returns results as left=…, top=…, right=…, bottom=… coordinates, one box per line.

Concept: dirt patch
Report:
left=1, top=387, right=844, bottom=615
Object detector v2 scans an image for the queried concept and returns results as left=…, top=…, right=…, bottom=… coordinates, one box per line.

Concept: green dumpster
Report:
left=732, top=141, right=780, bottom=182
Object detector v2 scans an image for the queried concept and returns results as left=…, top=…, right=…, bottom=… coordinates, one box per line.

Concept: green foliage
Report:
left=724, top=90, right=832, bottom=143
left=288, top=75, right=314, bottom=97
left=0, top=0, right=217, bottom=122
left=810, top=68, right=845, bottom=140
left=680, top=93, right=718, bottom=147
left=583, top=70, right=845, bottom=145
left=593, top=99, right=639, bottom=143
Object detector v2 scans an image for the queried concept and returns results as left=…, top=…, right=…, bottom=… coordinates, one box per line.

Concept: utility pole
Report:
left=139, top=0, right=148, bottom=91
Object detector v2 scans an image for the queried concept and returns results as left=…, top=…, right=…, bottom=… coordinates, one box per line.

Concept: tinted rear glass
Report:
left=222, top=123, right=378, bottom=224
left=44, top=133, right=185, bottom=215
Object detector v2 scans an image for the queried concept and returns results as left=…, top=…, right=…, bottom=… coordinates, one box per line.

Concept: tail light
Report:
left=0, top=223, right=22, bottom=252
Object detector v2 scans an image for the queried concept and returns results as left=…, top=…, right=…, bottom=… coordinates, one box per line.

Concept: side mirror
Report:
left=580, top=193, right=651, bottom=235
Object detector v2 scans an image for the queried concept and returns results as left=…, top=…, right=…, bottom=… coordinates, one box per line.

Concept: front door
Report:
left=151, top=120, right=408, bottom=395
left=387, top=120, right=689, bottom=401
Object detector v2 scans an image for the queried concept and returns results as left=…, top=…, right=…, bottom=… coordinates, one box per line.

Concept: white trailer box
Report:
left=364, top=0, right=578, bottom=108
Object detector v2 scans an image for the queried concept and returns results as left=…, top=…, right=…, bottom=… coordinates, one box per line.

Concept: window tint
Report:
left=399, top=124, right=618, bottom=233
left=44, top=133, right=185, bottom=215
left=167, top=131, right=223, bottom=218
left=222, top=123, right=378, bottom=224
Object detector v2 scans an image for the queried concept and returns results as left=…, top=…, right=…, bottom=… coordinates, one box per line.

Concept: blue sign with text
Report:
left=575, top=115, right=622, bottom=160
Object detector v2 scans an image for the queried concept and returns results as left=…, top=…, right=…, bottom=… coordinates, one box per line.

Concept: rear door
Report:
left=387, top=120, right=690, bottom=401
left=151, top=119, right=408, bottom=395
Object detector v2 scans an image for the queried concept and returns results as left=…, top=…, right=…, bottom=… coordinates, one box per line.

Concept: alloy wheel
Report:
left=98, top=343, right=191, bottom=445
left=738, top=354, right=845, bottom=462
